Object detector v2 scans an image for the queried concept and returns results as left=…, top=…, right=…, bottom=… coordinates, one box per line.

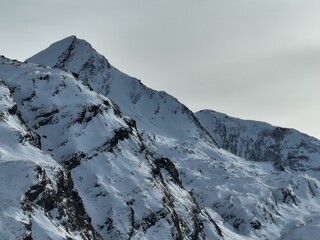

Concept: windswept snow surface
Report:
left=0, top=36, right=316, bottom=239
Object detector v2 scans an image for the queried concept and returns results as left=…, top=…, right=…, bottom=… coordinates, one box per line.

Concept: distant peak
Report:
left=66, top=35, right=77, bottom=40
left=58, top=35, right=77, bottom=45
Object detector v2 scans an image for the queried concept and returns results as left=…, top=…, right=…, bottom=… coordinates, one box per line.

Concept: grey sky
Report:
left=1, top=0, right=320, bottom=138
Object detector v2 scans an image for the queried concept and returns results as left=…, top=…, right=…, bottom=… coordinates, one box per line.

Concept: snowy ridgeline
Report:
left=0, top=36, right=319, bottom=239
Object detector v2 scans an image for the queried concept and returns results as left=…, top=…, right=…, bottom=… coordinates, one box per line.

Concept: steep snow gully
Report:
left=0, top=36, right=318, bottom=239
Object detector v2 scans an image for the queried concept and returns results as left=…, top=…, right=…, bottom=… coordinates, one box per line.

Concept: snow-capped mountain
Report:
left=196, top=110, right=320, bottom=173
left=0, top=56, right=224, bottom=239
left=0, top=36, right=319, bottom=239
left=27, top=36, right=216, bottom=147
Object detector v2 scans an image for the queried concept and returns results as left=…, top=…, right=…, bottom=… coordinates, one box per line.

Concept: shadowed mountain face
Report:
left=196, top=110, right=320, bottom=173
left=0, top=36, right=318, bottom=239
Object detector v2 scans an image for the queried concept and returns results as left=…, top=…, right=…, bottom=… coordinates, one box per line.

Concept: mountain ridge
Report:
left=196, top=109, right=320, bottom=173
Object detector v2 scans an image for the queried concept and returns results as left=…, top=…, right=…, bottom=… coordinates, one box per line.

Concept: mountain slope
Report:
left=0, top=56, right=225, bottom=239
left=0, top=64, right=101, bottom=239
left=195, top=109, right=320, bottom=173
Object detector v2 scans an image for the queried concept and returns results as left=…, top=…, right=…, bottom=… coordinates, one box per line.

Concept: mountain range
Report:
left=0, top=36, right=319, bottom=240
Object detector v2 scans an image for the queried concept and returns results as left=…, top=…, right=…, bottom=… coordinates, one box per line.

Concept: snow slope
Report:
left=0, top=56, right=223, bottom=239
left=0, top=63, right=100, bottom=239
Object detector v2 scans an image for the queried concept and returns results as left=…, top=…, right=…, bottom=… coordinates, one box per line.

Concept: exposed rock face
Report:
left=22, top=167, right=102, bottom=240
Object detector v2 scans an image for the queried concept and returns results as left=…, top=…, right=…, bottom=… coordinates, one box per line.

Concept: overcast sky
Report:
left=1, top=0, right=320, bottom=138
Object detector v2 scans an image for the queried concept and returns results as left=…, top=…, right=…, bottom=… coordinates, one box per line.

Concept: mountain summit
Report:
left=27, top=36, right=217, bottom=146
left=27, top=35, right=104, bottom=73
left=0, top=36, right=318, bottom=239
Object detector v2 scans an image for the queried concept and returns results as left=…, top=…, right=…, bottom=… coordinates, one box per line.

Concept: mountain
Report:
left=27, top=36, right=216, bottom=147
left=0, top=57, right=100, bottom=239
left=195, top=110, right=320, bottom=173
left=0, top=56, right=225, bottom=239
left=0, top=36, right=318, bottom=239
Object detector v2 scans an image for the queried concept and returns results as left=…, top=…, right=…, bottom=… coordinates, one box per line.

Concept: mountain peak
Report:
left=26, top=35, right=105, bottom=73
left=26, top=35, right=75, bottom=66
